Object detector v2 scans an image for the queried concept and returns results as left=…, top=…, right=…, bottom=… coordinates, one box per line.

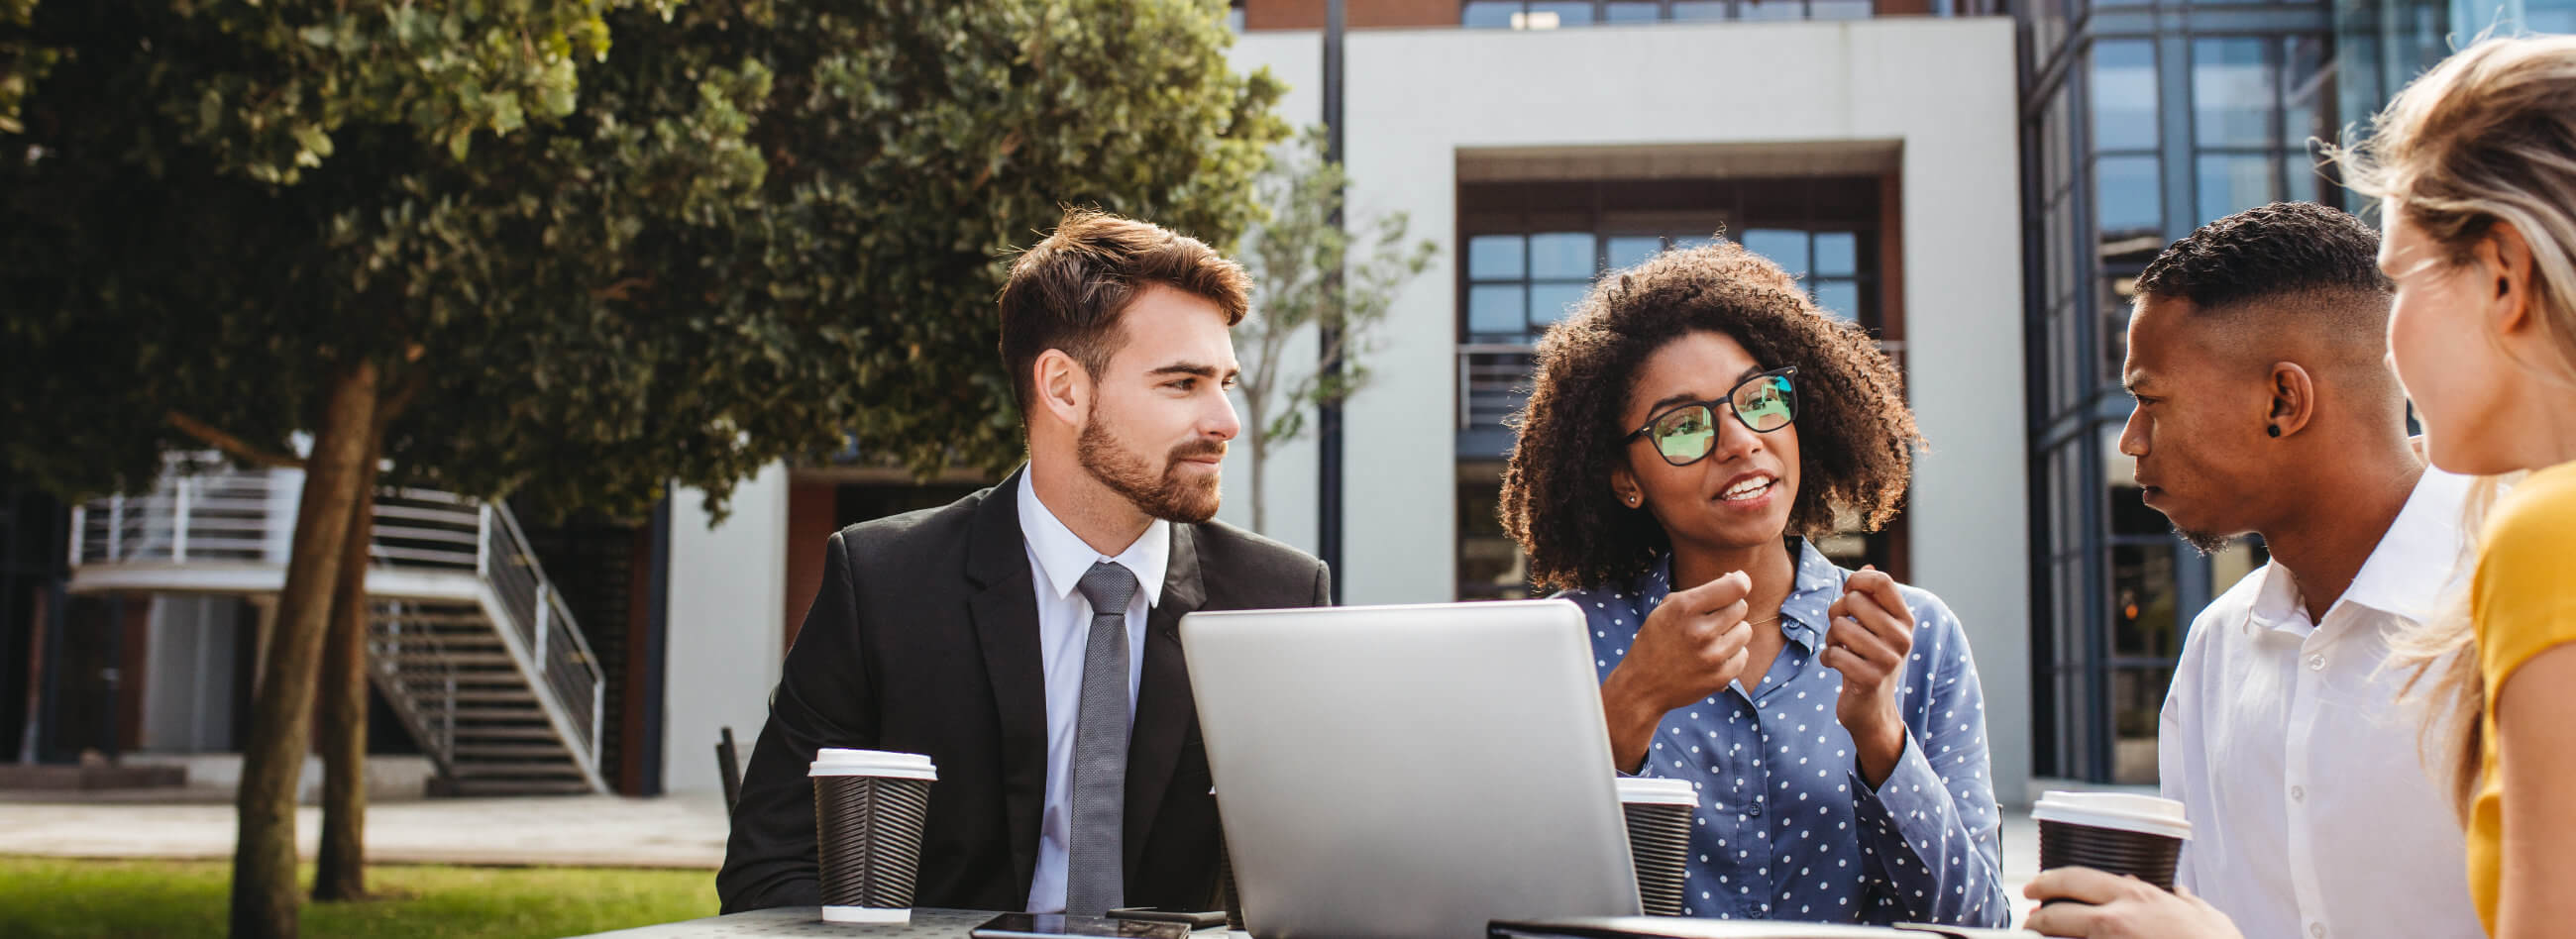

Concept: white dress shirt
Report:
left=1016, top=468, right=1169, bottom=914
left=2160, top=469, right=2481, bottom=939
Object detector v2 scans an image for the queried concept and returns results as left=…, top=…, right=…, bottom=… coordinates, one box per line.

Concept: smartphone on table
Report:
left=969, top=913, right=1194, bottom=939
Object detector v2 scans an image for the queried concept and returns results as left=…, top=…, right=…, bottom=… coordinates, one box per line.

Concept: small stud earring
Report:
left=2267, top=425, right=2281, bottom=438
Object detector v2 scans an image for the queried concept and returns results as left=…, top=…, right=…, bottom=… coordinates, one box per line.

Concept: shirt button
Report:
left=2291, top=785, right=2306, bottom=801
left=2310, top=923, right=2325, bottom=938
left=2308, top=654, right=2326, bottom=672
left=1747, top=801, right=1765, bottom=817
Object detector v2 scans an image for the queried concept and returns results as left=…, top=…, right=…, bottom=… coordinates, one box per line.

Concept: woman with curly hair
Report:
left=1498, top=240, right=2007, bottom=926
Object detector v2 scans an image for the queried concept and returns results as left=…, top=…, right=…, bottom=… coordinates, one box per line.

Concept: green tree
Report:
left=0, top=2, right=1282, bottom=936
left=1233, top=128, right=1435, bottom=534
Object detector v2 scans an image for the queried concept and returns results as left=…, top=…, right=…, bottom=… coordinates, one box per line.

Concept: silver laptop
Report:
left=1181, top=599, right=1641, bottom=939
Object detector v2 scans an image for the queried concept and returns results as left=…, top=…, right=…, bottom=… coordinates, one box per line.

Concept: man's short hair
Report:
left=2134, top=201, right=2392, bottom=313
left=997, top=209, right=1250, bottom=419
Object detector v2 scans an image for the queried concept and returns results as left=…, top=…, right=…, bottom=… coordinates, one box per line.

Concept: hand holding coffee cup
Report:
left=2019, top=790, right=2240, bottom=939
left=810, top=749, right=938, bottom=924
left=2022, top=867, right=2243, bottom=939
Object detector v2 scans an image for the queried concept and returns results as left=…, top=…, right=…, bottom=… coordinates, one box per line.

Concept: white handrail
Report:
left=74, top=458, right=612, bottom=773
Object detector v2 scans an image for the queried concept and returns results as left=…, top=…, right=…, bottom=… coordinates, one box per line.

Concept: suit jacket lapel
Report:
left=965, top=468, right=1046, bottom=898
left=1125, top=522, right=1206, bottom=879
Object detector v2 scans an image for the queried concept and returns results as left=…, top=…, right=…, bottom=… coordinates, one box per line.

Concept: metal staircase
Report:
left=67, top=460, right=608, bottom=795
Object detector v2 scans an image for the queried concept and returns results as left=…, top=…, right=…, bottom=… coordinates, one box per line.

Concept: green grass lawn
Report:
left=0, top=856, right=718, bottom=938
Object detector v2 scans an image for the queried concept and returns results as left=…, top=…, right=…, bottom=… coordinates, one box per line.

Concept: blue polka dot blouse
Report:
left=1557, top=539, right=2009, bottom=927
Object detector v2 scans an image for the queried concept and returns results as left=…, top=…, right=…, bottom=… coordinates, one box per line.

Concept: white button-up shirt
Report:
left=2160, top=469, right=2481, bottom=939
left=1016, top=468, right=1168, bottom=914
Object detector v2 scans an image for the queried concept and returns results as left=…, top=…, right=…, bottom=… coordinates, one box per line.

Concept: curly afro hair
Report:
left=1497, top=239, right=1923, bottom=593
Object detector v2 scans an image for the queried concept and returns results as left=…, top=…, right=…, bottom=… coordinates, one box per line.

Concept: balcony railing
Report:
left=69, top=459, right=604, bottom=769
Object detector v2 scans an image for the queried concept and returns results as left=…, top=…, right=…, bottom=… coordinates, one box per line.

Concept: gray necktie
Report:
left=1066, top=561, right=1139, bottom=916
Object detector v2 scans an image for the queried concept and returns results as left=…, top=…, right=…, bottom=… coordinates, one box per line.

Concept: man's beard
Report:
left=1078, top=412, right=1224, bottom=524
left=2172, top=525, right=2231, bottom=555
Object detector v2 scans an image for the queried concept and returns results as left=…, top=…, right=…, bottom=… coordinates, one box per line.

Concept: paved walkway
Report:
left=0, top=792, right=733, bottom=869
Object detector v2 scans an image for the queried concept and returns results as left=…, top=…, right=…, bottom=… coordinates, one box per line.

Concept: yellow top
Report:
left=2469, top=459, right=2576, bottom=934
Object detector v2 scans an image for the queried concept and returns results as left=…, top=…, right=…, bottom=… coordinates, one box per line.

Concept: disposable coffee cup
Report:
left=810, top=749, right=938, bottom=924
left=1615, top=777, right=1697, bottom=916
left=2031, top=790, right=2191, bottom=892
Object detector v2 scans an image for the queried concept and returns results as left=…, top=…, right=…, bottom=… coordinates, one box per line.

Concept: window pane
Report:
left=2284, top=153, right=2322, bottom=206
left=1742, top=229, right=1809, bottom=277
left=1462, top=1, right=1523, bottom=27
left=2092, top=41, right=2160, bottom=152
left=1528, top=1, right=1599, bottom=26
left=1531, top=282, right=1592, bottom=327
left=1605, top=1, right=1662, bottom=21
left=1530, top=232, right=1595, bottom=278
left=2525, top=0, right=2576, bottom=33
left=1606, top=236, right=1664, bottom=272
left=1671, top=0, right=1729, bottom=17
left=2101, top=273, right=2138, bottom=391
left=1813, top=280, right=1860, bottom=322
left=1469, top=284, right=1528, bottom=337
left=2197, top=153, right=2278, bottom=225
left=2194, top=38, right=2280, bottom=149
left=2095, top=155, right=2162, bottom=236
left=1813, top=231, right=1858, bottom=275
left=2110, top=665, right=2172, bottom=784
left=1811, top=0, right=1873, bottom=18
left=1740, top=0, right=1805, bottom=20
left=2109, top=542, right=2181, bottom=660
left=1468, top=234, right=1527, bottom=279
left=2284, top=36, right=2330, bottom=154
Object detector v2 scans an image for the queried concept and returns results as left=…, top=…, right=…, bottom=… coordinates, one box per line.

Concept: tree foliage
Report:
left=2, top=0, right=1286, bottom=517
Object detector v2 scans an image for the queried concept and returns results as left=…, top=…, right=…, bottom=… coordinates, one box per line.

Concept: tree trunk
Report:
left=1243, top=396, right=1267, bottom=535
left=231, top=361, right=378, bottom=939
left=312, top=421, right=381, bottom=902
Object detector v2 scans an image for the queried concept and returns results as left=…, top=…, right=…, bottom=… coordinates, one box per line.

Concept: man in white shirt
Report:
left=2027, top=203, right=2481, bottom=939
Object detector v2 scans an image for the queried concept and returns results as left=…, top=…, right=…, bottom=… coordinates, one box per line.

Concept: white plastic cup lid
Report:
left=1615, top=777, right=1699, bottom=807
left=2031, top=790, right=2191, bottom=841
left=809, top=748, right=938, bottom=781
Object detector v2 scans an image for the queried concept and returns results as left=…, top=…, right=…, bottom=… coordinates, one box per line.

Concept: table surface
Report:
left=570, top=908, right=2036, bottom=939
left=575, top=907, right=999, bottom=938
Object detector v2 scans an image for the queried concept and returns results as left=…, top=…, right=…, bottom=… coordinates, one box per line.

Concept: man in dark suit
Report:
left=717, top=209, right=1331, bottom=917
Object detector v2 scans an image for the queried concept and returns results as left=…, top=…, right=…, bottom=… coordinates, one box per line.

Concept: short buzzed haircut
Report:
left=997, top=209, right=1251, bottom=420
left=2135, top=201, right=2392, bottom=316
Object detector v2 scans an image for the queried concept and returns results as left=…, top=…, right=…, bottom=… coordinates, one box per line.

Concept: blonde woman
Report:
left=2337, top=35, right=2576, bottom=939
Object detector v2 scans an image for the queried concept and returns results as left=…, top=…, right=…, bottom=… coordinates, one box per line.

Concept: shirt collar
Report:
left=2339, top=468, right=2475, bottom=622
left=1632, top=538, right=1847, bottom=653
left=1776, top=538, right=1847, bottom=652
left=2244, top=468, right=2474, bottom=632
left=1017, top=466, right=1170, bottom=607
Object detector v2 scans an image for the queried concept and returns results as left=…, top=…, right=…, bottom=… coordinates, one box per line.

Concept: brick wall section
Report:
left=1246, top=0, right=1460, bottom=30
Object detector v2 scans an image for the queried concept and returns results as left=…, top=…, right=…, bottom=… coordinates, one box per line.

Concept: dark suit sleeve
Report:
left=1311, top=559, right=1332, bottom=607
left=717, top=530, right=880, bottom=912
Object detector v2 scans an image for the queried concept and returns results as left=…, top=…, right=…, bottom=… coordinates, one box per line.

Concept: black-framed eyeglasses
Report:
left=1622, top=366, right=1799, bottom=467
